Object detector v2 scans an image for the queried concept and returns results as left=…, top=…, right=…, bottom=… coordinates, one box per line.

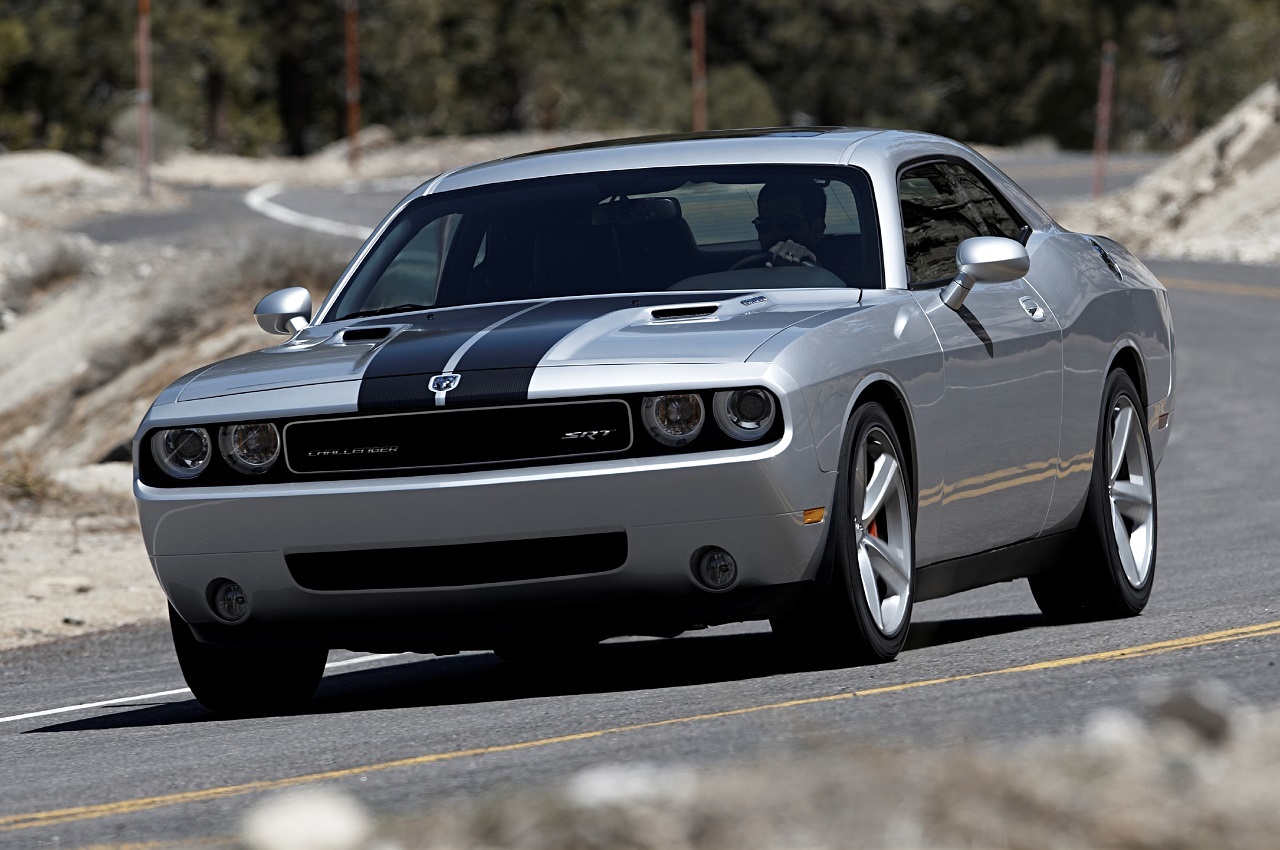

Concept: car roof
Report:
left=419, top=127, right=972, bottom=195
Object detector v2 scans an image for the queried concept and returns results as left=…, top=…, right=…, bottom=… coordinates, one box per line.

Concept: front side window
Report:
left=900, top=160, right=1026, bottom=285
left=325, top=166, right=881, bottom=321
left=900, top=162, right=986, bottom=284
left=945, top=162, right=1024, bottom=241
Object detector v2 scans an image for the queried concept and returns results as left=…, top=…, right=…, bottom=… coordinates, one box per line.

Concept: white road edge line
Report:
left=244, top=182, right=375, bottom=240
left=0, top=653, right=407, bottom=725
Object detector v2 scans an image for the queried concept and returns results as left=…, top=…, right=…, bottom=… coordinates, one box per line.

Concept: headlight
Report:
left=713, top=389, right=777, bottom=441
left=218, top=423, right=281, bottom=474
left=151, top=427, right=212, bottom=479
left=641, top=393, right=705, bottom=446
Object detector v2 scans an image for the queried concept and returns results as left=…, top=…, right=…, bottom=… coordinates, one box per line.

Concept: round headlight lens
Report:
left=641, top=393, right=705, bottom=447
left=713, top=388, right=777, bottom=441
left=151, top=427, right=212, bottom=479
left=218, top=423, right=281, bottom=474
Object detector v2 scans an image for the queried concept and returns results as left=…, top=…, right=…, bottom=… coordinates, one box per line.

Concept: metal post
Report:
left=137, top=0, right=153, bottom=199
left=690, top=2, right=707, bottom=132
left=1092, top=39, right=1117, bottom=199
left=344, top=0, right=361, bottom=171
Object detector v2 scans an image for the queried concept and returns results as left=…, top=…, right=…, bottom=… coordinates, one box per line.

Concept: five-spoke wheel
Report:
left=1031, top=368, right=1156, bottom=620
left=772, top=401, right=915, bottom=663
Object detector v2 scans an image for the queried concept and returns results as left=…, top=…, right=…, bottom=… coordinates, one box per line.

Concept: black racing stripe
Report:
left=440, top=367, right=537, bottom=406
left=360, top=303, right=530, bottom=380
left=357, top=303, right=531, bottom=412
left=359, top=374, right=434, bottom=412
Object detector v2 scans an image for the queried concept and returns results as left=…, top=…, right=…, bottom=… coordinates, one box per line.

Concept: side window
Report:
left=944, top=162, right=1024, bottom=241
left=899, top=163, right=984, bottom=284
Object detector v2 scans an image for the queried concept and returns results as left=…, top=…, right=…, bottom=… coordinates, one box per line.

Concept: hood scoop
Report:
left=650, top=304, right=719, bottom=321
left=338, top=326, right=393, bottom=343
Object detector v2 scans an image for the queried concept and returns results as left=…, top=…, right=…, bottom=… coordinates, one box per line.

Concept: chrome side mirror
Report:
left=940, top=236, right=1030, bottom=311
left=254, top=287, right=313, bottom=335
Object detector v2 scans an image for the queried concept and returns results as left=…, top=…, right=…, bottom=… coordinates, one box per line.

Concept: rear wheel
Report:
left=169, top=606, right=327, bottom=716
left=773, top=402, right=915, bottom=664
left=1031, top=368, right=1156, bottom=620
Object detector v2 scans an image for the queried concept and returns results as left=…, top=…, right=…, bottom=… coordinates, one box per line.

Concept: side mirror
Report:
left=254, top=287, right=313, bottom=335
left=940, top=236, right=1030, bottom=311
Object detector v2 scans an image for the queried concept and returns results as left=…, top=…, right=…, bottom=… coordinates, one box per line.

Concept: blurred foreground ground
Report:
left=233, top=679, right=1277, bottom=849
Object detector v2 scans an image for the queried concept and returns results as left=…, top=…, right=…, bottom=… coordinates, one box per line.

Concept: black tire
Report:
left=169, top=605, right=327, bottom=716
left=772, top=402, right=915, bottom=664
left=1030, top=369, right=1157, bottom=621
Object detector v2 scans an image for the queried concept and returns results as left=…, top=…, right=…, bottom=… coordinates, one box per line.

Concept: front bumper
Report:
left=137, top=433, right=836, bottom=650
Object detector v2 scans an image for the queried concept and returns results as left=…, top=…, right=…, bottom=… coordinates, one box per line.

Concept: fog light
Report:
left=209, top=579, right=249, bottom=623
left=692, top=547, right=738, bottom=591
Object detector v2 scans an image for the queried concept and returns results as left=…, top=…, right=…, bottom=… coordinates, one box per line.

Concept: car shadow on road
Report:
left=26, top=613, right=1047, bottom=731
left=905, top=613, right=1046, bottom=652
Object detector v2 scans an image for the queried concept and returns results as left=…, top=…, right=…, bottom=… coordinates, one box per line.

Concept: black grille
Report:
left=284, top=399, right=632, bottom=474
left=287, top=532, right=628, bottom=590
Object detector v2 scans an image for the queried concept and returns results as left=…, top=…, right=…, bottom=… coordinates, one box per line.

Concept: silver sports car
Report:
left=134, top=129, right=1174, bottom=714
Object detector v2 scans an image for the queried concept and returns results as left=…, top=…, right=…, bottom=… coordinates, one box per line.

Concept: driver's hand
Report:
left=765, top=239, right=817, bottom=267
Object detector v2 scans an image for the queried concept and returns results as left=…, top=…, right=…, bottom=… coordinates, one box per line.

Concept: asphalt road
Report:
left=11, top=153, right=1280, bottom=849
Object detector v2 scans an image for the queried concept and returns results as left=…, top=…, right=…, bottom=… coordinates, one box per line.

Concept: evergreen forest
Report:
left=0, top=0, right=1276, bottom=158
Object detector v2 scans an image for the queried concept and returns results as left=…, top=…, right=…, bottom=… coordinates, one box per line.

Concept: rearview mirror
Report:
left=591, top=197, right=681, bottom=226
left=941, top=236, right=1030, bottom=311
left=255, top=287, right=313, bottom=335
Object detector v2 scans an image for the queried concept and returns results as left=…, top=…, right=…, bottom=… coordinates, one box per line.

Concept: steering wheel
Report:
left=729, top=251, right=817, bottom=270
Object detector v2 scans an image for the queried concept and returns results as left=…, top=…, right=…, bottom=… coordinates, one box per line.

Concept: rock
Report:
left=1147, top=680, right=1235, bottom=744
left=242, top=788, right=373, bottom=850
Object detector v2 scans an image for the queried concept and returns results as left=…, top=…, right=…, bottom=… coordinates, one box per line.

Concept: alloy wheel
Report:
left=1106, top=396, right=1155, bottom=588
left=852, top=425, right=913, bottom=635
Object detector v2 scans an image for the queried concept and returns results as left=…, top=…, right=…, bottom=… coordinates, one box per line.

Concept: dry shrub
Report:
left=0, top=452, right=62, bottom=503
left=0, top=233, right=93, bottom=312
left=225, top=236, right=349, bottom=304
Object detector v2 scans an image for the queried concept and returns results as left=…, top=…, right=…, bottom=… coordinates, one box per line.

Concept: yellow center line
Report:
left=1162, top=276, right=1280, bottom=300
left=5, top=620, right=1280, bottom=835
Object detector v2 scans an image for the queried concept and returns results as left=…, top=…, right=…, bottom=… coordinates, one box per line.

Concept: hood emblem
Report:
left=429, top=372, right=462, bottom=393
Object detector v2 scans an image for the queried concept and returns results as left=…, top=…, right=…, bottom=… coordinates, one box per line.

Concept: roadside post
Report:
left=691, top=2, right=707, bottom=132
left=136, top=0, right=153, bottom=199
left=344, top=0, right=361, bottom=172
left=1092, top=39, right=1117, bottom=199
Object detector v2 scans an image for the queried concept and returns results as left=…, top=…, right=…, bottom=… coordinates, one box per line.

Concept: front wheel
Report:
left=773, top=402, right=915, bottom=664
left=169, top=606, right=327, bottom=716
left=1030, top=368, right=1156, bottom=620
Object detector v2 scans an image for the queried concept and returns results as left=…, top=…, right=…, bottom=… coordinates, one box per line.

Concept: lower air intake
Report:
left=286, top=532, right=628, bottom=591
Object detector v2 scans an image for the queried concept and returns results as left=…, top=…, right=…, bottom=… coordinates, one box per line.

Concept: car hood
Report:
left=176, top=287, right=861, bottom=402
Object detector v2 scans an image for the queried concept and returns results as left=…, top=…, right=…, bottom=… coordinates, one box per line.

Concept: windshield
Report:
left=326, top=165, right=881, bottom=321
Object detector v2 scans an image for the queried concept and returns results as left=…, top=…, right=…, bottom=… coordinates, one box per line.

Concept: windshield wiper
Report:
left=337, top=303, right=433, bottom=320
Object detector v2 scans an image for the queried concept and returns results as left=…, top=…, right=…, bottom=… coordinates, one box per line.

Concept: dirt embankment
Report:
left=1059, top=80, right=1280, bottom=263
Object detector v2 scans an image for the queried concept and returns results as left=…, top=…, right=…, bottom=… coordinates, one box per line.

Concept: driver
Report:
left=752, top=179, right=827, bottom=266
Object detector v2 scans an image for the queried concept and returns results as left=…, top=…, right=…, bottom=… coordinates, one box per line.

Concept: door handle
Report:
left=1019, top=296, right=1047, bottom=322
